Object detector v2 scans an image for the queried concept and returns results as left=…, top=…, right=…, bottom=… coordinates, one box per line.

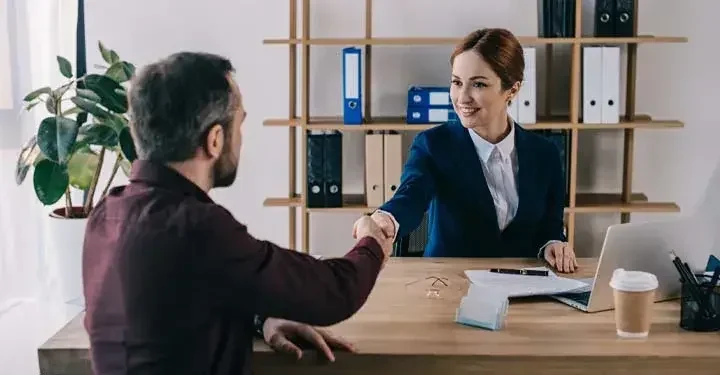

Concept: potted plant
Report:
left=14, top=42, right=137, bottom=304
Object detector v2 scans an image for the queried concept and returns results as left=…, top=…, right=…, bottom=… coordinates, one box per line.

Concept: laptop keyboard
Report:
left=556, top=291, right=591, bottom=305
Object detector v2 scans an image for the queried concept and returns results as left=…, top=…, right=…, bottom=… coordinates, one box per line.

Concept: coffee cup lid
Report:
left=609, top=268, right=658, bottom=292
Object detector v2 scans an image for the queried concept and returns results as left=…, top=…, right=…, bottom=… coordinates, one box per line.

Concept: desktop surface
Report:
left=39, top=258, right=720, bottom=375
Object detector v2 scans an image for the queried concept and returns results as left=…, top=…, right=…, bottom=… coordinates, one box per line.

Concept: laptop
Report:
left=550, top=220, right=683, bottom=313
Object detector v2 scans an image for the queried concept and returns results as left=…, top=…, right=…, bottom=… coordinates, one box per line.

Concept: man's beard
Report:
left=212, top=146, right=238, bottom=188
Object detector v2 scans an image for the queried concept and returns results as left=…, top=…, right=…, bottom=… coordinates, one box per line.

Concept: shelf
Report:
left=263, top=115, right=683, bottom=131
left=263, top=35, right=687, bottom=46
left=263, top=193, right=679, bottom=214
left=264, top=36, right=574, bottom=45
left=264, top=0, right=686, bottom=253
left=570, top=193, right=680, bottom=214
left=263, top=196, right=301, bottom=207
left=306, top=194, right=371, bottom=213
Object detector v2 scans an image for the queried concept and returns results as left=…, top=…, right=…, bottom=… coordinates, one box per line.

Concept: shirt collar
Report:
left=467, top=122, right=516, bottom=163
left=129, top=159, right=214, bottom=203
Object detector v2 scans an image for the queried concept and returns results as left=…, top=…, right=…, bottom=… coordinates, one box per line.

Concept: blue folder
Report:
left=407, top=86, right=451, bottom=107
left=342, top=47, right=362, bottom=124
left=406, top=106, right=458, bottom=124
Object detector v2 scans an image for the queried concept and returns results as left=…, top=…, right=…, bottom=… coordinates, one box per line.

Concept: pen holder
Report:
left=679, top=280, right=720, bottom=332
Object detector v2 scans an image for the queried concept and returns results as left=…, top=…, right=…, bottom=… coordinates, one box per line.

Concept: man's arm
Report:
left=197, top=206, right=385, bottom=327
left=534, top=142, right=567, bottom=253
left=378, top=133, right=436, bottom=239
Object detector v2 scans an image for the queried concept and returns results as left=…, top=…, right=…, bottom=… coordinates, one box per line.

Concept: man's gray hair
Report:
left=128, top=52, right=238, bottom=162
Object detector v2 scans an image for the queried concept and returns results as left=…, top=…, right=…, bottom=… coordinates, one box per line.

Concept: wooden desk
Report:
left=39, top=258, right=720, bottom=375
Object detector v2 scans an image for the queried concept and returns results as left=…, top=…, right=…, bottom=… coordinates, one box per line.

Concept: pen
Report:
left=669, top=251, right=695, bottom=285
left=683, top=262, right=698, bottom=286
left=669, top=251, right=714, bottom=317
left=490, top=268, right=549, bottom=276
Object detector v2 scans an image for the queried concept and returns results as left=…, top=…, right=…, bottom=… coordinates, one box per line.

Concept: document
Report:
left=455, top=283, right=509, bottom=331
left=464, top=267, right=588, bottom=298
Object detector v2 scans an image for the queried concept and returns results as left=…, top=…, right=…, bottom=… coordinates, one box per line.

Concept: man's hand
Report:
left=370, top=211, right=396, bottom=239
left=544, top=242, right=578, bottom=273
left=352, top=215, right=393, bottom=260
left=263, top=318, right=355, bottom=362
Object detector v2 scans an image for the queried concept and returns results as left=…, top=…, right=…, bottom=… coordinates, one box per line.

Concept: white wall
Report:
left=83, top=0, right=720, bottom=258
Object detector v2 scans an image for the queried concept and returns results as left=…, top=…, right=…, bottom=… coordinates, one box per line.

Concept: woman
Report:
left=354, top=28, right=577, bottom=273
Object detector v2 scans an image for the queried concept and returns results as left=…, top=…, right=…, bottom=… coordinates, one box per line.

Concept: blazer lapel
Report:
left=513, top=124, right=537, bottom=222
left=448, top=123, right=501, bottom=236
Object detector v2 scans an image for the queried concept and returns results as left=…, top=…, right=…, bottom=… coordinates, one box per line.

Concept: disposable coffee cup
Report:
left=609, top=268, right=658, bottom=338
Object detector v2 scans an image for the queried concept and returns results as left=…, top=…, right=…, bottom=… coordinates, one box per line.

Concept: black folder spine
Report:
left=542, top=0, right=553, bottom=37
left=306, top=131, right=325, bottom=208
left=615, top=0, right=636, bottom=37
left=595, top=0, right=616, bottom=37
left=564, top=0, right=576, bottom=37
left=323, top=131, right=343, bottom=208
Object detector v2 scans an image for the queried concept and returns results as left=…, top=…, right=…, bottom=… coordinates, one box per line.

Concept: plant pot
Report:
left=40, top=207, right=88, bottom=307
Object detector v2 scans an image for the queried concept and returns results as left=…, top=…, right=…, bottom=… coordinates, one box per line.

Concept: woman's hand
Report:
left=352, top=211, right=396, bottom=240
left=544, top=242, right=578, bottom=273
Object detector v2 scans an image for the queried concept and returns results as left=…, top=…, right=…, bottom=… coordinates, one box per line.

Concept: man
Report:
left=82, top=52, right=393, bottom=375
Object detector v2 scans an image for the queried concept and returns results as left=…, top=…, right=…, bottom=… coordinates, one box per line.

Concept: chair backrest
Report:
left=393, top=212, right=429, bottom=257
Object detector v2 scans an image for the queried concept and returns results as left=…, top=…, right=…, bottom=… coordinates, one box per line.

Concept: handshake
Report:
left=352, top=211, right=397, bottom=263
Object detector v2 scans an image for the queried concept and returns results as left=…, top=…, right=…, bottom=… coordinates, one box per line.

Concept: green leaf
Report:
left=99, top=41, right=113, bottom=64
left=33, top=159, right=69, bottom=205
left=45, top=95, right=57, bottom=114
left=53, top=81, right=73, bottom=99
left=119, top=158, right=132, bottom=177
left=70, top=97, right=109, bottom=119
left=116, top=114, right=129, bottom=126
left=76, top=88, right=102, bottom=102
left=15, top=135, right=41, bottom=185
left=83, top=74, right=127, bottom=113
left=102, top=115, right=127, bottom=133
left=67, top=149, right=99, bottom=190
left=57, top=56, right=73, bottom=79
left=23, top=87, right=51, bottom=102
left=34, top=151, right=48, bottom=165
left=25, top=101, right=41, bottom=111
left=37, top=116, right=80, bottom=163
left=78, top=123, right=118, bottom=147
left=110, top=50, right=120, bottom=64
left=123, top=62, right=135, bottom=78
left=106, top=61, right=135, bottom=83
left=62, top=107, right=84, bottom=116
left=119, top=127, right=137, bottom=162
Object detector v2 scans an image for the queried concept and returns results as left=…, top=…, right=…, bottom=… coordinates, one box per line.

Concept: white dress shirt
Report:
left=467, top=125, right=519, bottom=231
left=377, top=124, right=560, bottom=257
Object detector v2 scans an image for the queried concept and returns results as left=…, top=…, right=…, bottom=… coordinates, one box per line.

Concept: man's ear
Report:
left=204, top=124, right=225, bottom=159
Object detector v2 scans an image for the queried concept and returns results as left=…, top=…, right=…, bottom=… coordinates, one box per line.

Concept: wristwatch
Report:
left=253, top=315, right=267, bottom=338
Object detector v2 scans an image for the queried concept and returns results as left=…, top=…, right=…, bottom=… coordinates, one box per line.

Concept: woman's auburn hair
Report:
left=450, top=28, right=525, bottom=90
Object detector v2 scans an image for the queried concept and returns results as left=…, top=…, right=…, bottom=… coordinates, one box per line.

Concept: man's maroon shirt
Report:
left=82, top=160, right=384, bottom=375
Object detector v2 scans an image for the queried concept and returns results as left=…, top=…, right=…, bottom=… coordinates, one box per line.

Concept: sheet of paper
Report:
left=464, top=267, right=590, bottom=298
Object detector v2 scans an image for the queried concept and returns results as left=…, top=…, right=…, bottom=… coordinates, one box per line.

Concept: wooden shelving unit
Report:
left=263, top=0, right=686, bottom=253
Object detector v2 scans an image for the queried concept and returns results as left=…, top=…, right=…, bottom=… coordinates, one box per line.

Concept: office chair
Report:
left=393, top=212, right=428, bottom=257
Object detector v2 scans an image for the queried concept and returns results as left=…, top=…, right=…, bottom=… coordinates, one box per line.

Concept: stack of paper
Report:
left=454, top=268, right=589, bottom=331
left=455, top=283, right=509, bottom=331
left=463, top=267, right=589, bottom=298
